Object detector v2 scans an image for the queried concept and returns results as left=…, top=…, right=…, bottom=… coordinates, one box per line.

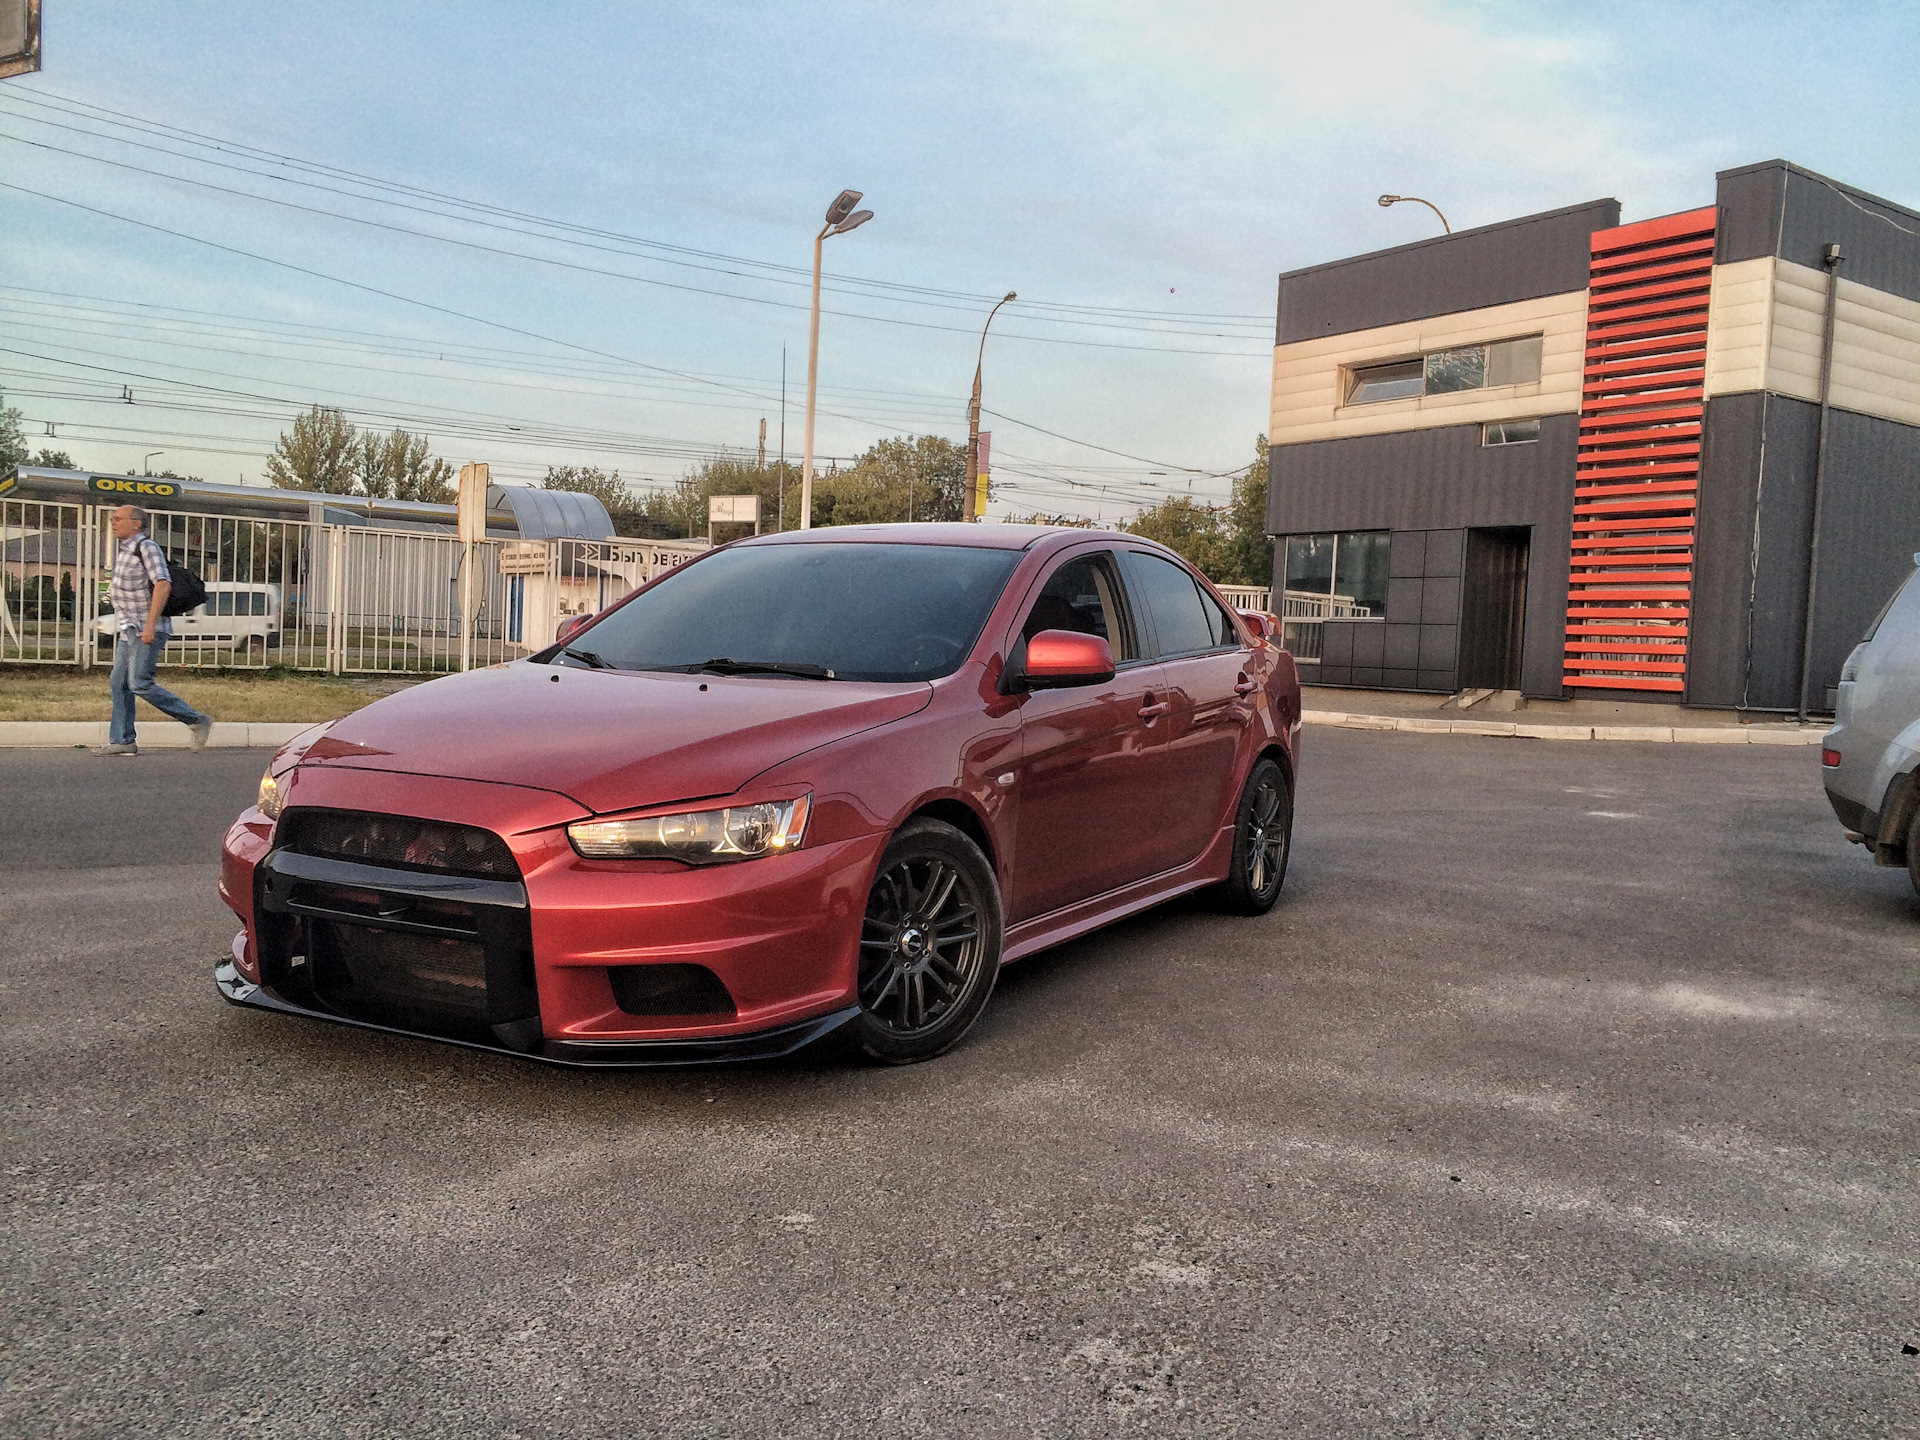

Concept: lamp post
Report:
left=799, top=189, right=874, bottom=530
left=965, top=291, right=1017, bottom=523
left=1377, top=193, right=1451, bottom=234
left=144, top=451, right=164, bottom=475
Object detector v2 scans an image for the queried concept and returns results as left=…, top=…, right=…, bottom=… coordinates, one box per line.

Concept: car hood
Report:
left=300, top=661, right=932, bottom=814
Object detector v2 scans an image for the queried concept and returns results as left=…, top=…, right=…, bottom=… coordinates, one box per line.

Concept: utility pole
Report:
left=966, top=292, right=1018, bottom=522
left=778, top=347, right=787, bottom=531
left=800, top=190, right=874, bottom=529
left=757, top=418, right=767, bottom=469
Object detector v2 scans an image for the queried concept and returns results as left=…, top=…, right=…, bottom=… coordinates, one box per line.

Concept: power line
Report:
left=0, top=131, right=1267, bottom=356
left=4, top=85, right=1274, bottom=327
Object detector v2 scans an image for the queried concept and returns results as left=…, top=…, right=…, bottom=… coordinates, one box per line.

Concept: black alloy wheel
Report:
left=1214, top=756, right=1293, bottom=915
left=855, top=818, right=1003, bottom=1063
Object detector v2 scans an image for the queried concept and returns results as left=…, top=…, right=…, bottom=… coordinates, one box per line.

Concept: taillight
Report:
left=1821, top=749, right=1842, bottom=768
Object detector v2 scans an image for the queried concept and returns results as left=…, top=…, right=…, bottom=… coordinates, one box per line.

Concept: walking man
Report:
left=96, top=505, right=212, bottom=756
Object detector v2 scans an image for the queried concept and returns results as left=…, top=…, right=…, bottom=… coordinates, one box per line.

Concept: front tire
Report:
left=854, top=818, right=1003, bottom=1063
left=1213, top=757, right=1292, bottom=915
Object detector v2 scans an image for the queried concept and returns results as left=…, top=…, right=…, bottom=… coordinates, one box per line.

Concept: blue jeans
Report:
left=110, top=631, right=208, bottom=745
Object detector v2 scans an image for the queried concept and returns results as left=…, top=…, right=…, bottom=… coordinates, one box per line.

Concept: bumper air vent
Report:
left=608, top=964, right=737, bottom=1018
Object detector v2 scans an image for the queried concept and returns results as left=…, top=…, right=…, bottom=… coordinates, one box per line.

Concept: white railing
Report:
left=2, top=498, right=708, bottom=674
left=1216, top=584, right=1271, bottom=612
left=1277, top=589, right=1375, bottom=662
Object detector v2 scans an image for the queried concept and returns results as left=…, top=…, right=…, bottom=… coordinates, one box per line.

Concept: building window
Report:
left=1281, top=531, right=1389, bottom=660
left=1345, top=359, right=1425, bottom=405
left=1346, top=335, right=1543, bottom=405
left=1482, top=418, right=1542, bottom=446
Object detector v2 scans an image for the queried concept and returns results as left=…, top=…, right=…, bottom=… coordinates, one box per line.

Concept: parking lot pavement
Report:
left=2, top=735, right=1915, bottom=1438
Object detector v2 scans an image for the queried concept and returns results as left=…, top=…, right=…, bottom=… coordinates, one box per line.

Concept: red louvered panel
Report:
left=1563, top=207, right=1716, bottom=694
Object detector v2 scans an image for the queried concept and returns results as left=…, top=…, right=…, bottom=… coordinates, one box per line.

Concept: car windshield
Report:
left=565, top=541, right=1023, bottom=682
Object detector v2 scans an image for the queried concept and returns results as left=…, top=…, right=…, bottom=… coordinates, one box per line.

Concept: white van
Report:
left=98, top=581, right=283, bottom=650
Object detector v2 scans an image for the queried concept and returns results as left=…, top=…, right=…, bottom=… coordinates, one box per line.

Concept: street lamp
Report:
left=1378, top=193, right=1451, bottom=234
left=799, top=189, right=874, bottom=530
left=965, top=292, right=1017, bottom=523
left=144, top=451, right=164, bottom=475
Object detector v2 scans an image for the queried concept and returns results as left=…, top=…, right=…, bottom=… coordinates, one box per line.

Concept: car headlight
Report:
left=568, top=795, right=810, bottom=863
left=257, top=766, right=284, bottom=820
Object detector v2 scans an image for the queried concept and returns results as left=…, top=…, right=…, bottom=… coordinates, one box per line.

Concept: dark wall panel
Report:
left=1267, top=419, right=1576, bottom=697
left=1743, top=400, right=1920, bottom=710
left=1715, top=160, right=1920, bottom=306
left=1275, top=200, right=1619, bottom=344
left=1688, top=392, right=1767, bottom=708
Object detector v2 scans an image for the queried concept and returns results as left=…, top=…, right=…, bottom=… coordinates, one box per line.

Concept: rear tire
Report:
left=1907, top=808, right=1920, bottom=897
left=1212, top=757, right=1292, bottom=915
left=853, top=818, right=1003, bottom=1064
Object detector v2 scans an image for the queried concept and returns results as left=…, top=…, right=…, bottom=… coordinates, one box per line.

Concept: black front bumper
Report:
left=216, top=960, right=860, bottom=1068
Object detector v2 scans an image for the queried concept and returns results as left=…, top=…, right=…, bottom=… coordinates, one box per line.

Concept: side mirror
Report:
left=555, top=613, right=591, bottom=646
left=1014, top=629, right=1116, bottom=691
left=1237, top=609, right=1276, bottom=643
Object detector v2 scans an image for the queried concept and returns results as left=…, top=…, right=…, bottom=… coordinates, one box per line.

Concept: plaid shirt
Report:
left=110, top=532, right=172, bottom=639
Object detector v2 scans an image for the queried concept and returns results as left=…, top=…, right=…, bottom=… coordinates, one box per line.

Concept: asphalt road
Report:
left=2, top=734, right=1916, bottom=1438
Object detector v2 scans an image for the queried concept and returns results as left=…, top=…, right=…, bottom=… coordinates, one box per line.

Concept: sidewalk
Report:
left=0, top=693, right=1831, bottom=749
left=1301, top=686, right=1826, bottom=745
left=0, top=721, right=318, bottom=749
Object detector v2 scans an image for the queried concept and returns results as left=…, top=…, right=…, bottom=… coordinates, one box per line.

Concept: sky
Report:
left=1, top=1, right=1916, bottom=521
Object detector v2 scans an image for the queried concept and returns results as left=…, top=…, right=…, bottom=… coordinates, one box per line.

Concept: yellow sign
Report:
left=88, top=476, right=182, bottom=500
left=0, top=472, right=16, bottom=496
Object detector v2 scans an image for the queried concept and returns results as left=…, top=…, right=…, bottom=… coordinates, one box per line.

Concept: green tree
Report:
left=31, top=448, right=75, bottom=469
left=1121, top=435, right=1273, bottom=585
left=1122, top=494, right=1227, bottom=576
left=544, top=464, right=632, bottom=512
left=0, top=403, right=24, bottom=472
left=358, top=428, right=454, bottom=502
left=1217, top=435, right=1272, bottom=586
left=265, top=406, right=358, bottom=493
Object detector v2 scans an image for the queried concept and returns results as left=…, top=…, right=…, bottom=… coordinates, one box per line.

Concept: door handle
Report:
left=1139, top=695, right=1170, bottom=719
left=1233, top=675, right=1258, bottom=696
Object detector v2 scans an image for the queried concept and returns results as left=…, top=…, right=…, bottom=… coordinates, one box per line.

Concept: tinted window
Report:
left=570, top=542, right=1021, bottom=682
left=252, top=592, right=270, bottom=615
left=1124, top=552, right=1219, bottom=657
left=1021, top=553, right=1135, bottom=662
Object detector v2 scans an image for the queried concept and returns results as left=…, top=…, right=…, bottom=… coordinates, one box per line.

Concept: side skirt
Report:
left=1001, top=824, right=1236, bottom=965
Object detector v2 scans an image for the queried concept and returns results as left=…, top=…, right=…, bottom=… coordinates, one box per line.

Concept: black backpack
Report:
left=161, top=559, right=208, bottom=617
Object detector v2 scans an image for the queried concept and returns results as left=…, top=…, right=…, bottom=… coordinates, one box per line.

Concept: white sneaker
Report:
left=92, top=742, right=138, bottom=757
left=189, top=718, right=213, bottom=752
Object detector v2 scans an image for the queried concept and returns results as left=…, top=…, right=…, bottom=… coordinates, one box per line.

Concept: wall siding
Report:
left=1269, top=291, right=1589, bottom=447
left=1275, top=199, right=1620, bottom=344
left=1266, top=418, right=1577, bottom=698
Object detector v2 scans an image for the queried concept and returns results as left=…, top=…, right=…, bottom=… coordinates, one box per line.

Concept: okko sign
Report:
left=88, top=476, right=184, bottom=500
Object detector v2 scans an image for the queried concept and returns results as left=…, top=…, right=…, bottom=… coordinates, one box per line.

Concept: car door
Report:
left=1006, top=547, right=1170, bottom=923
left=1119, top=548, right=1259, bottom=871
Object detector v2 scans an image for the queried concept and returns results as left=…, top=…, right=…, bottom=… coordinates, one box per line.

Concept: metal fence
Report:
left=2, top=498, right=555, bottom=674
left=1276, top=589, right=1376, bottom=662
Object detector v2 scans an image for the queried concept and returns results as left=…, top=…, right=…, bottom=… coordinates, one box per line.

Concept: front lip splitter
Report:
left=214, top=960, right=858, bottom=1069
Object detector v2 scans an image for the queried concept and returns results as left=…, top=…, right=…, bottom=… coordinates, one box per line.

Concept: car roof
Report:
left=738, top=522, right=1137, bottom=552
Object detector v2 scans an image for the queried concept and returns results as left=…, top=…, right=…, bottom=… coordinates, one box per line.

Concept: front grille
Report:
left=278, top=808, right=521, bottom=880
left=311, top=923, right=495, bottom=1040
left=254, top=844, right=539, bottom=1050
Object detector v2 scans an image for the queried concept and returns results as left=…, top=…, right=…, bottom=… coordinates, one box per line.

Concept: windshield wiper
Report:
left=694, top=657, right=838, bottom=680
left=563, top=646, right=613, bottom=670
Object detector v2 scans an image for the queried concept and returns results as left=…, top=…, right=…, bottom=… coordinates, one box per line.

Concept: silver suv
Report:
left=1824, top=556, right=1920, bottom=896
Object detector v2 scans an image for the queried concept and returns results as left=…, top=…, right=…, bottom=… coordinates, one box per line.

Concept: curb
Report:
left=0, top=721, right=317, bottom=750
left=1302, top=710, right=1825, bottom=745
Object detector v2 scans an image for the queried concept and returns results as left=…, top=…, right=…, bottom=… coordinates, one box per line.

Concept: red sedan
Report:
left=217, top=525, right=1301, bottom=1065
